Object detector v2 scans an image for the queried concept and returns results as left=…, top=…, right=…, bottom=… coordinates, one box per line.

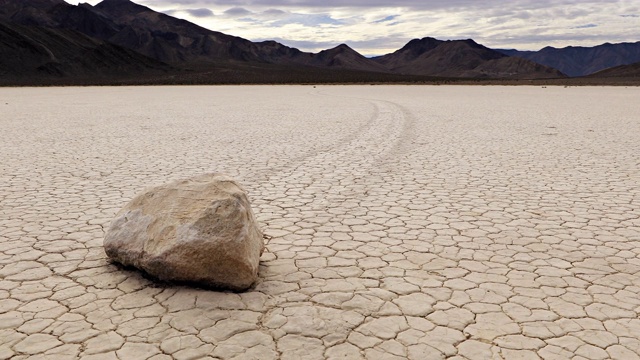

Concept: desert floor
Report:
left=1, top=85, right=639, bottom=359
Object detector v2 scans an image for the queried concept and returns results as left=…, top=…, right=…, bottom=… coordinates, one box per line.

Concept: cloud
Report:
left=66, top=0, right=640, bottom=54
left=373, top=15, right=399, bottom=24
left=223, top=7, right=252, bottom=16
left=216, top=7, right=345, bottom=27
left=574, top=23, right=598, bottom=29
left=137, top=0, right=626, bottom=14
left=271, top=13, right=344, bottom=26
left=263, top=8, right=287, bottom=16
left=184, top=8, right=214, bottom=17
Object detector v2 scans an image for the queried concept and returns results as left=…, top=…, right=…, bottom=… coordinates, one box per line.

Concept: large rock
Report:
left=104, top=173, right=264, bottom=291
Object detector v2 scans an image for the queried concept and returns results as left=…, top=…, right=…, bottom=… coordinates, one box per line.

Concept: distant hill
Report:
left=373, top=37, right=565, bottom=79
left=589, top=61, right=640, bottom=78
left=308, top=44, right=390, bottom=72
left=498, top=42, right=640, bottom=77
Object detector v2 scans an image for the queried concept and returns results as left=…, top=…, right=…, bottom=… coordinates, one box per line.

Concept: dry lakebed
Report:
left=1, top=85, right=639, bottom=359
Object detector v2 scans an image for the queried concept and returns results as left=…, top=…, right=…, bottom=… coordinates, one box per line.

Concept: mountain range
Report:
left=1, top=0, right=639, bottom=84
left=498, top=42, right=640, bottom=77
left=372, top=38, right=563, bottom=79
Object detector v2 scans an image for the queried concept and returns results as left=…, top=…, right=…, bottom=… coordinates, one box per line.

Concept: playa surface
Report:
left=1, top=85, right=639, bottom=359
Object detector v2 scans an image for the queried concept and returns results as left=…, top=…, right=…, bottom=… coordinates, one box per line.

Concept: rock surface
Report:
left=104, top=173, right=264, bottom=291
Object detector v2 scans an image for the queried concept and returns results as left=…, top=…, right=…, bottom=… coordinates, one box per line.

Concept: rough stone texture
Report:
left=104, top=173, right=264, bottom=291
left=1, top=85, right=639, bottom=359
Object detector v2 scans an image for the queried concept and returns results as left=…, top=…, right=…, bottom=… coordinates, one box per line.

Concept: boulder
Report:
left=104, top=173, right=264, bottom=291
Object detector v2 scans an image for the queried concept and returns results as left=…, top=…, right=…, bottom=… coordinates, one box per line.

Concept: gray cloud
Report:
left=101, top=0, right=640, bottom=53
left=271, top=13, right=343, bottom=26
left=184, top=8, right=214, bottom=17
left=373, top=15, right=399, bottom=24
left=216, top=7, right=345, bottom=26
left=224, top=7, right=252, bottom=16
left=262, top=8, right=287, bottom=16
left=574, top=23, right=598, bottom=29
left=139, top=0, right=620, bottom=11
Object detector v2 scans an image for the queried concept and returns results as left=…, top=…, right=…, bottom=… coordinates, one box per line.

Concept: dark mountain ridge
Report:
left=498, top=41, right=640, bottom=77
left=0, top=19, right=170, bottom=80
left=0, top=0, right=588, bottom=83
left=1, top=0, right=389, bottom=73
left=589, top=61, right=640, bottom=78
left=373, top=37, right=564, bottom=78
left=309, top=44, right=390, bottom=72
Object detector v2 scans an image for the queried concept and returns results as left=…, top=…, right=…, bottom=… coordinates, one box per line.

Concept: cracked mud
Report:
left=1, top=85, right=639, bottom=359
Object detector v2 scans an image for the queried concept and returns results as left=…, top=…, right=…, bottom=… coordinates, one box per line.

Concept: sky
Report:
left=64, top=0, right=640, bottom=56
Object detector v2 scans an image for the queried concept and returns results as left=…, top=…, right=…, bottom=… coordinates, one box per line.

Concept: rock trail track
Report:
left=1, top=85, right=639, bottom=360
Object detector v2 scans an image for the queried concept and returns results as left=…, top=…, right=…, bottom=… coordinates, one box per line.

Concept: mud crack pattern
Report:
left=1, top=85, right=639, bottom=359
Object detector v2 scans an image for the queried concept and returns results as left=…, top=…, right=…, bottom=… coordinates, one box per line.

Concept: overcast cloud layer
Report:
left=65, top=0, right=640, bottom=56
